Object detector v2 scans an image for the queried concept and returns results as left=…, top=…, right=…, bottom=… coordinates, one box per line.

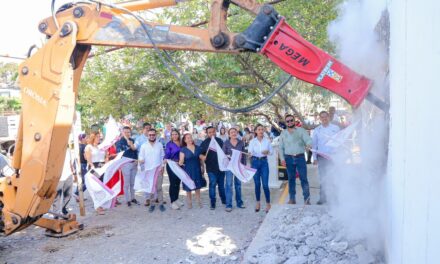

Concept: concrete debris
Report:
left=329, top=241, right=349, bottom=254
left=285, top=255, right=308, bottom=264
left=244, top=206, right=385, bottom=264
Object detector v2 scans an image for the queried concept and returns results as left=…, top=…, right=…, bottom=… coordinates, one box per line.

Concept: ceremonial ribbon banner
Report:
left=98, top=115, right=121, bottom=151
left=310, top=149, right=332, bottom=160
left=166, top=159, right=196, bottom=190
left=134, top=165, right=162, bottom=194
left=85, top=152, right=135, bottom=209
left=102, top=152, right=134, bottom=184
left=325, top=120, right=360, bottom=149
left=227, top=149, right=256, bottom=183
left=85, top=170, right=117, bottom=209
left=208, top=137, right=229, bottom=171
left=102, top=152, right=135, bottom=196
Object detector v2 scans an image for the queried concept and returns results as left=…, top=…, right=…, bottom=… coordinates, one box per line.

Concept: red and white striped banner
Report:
left=85, top=152, right=135, bottom=209
left=85, top=170, right=117, bottom=209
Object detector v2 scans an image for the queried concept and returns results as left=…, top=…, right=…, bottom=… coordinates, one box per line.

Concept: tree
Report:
left=78, top=0, right=345, bottom=128
left=0, top=62, right=18, bottom=85
left=0, top=62, right=20, bottom=114
left=0, top=97, right=21, bottom=113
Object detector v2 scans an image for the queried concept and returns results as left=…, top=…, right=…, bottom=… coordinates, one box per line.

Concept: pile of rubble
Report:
left=243, top=206, right=385, bottom=264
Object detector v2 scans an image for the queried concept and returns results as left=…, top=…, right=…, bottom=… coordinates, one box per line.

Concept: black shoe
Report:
left=62, top=207, right=69, bottom=215
left=149, top=205, right=155, bottom=212
left=159, top=204, right=166, bottom=212
left=317, top=200, right=326, bottom=205
left=210, top=204, right=215, bottom=210
left=155, top=198, right=164, bottom=204
left=131, top=199, right=139, bottom=205
left=127, top=201, right=132, bottom=207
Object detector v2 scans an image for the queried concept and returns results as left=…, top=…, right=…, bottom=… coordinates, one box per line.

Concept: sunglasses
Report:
left=286, top=119, right=294, bottom=123
left=148, top=134, right=156, bottom=137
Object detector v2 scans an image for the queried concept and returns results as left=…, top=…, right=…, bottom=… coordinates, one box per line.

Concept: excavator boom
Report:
left=0, top=0, right=380, bottom=236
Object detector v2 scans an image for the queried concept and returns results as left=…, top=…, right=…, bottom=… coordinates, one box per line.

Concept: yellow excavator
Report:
left=0, top=0, right=384, bottom=237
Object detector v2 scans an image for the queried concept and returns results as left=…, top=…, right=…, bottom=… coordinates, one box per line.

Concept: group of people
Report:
left=51, top=106, right=346, bottom=217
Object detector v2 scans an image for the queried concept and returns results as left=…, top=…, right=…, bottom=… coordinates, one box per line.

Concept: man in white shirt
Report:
left=135, top=122, right=155, bottom=206
left=329, top=106, right=341, bottom=127
left=312, top=111, right=340, bottom=204
left=138, top=128, right=166, bottom=212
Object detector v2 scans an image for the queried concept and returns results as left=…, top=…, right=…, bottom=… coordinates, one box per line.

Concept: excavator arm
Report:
left=0, top=0, right=379, bottom=236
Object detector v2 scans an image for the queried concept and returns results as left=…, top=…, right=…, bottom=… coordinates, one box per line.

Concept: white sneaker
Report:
left=171, top=202, right=180, bottom=210
left=176, top=200, right=184, bottom=207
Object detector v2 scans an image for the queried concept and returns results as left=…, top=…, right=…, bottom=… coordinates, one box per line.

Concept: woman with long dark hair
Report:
left=248, top=124, right=273, bottom=213
left=165, top=129, right=183, bottom=210
left=218, top=127, right=228, bottom=142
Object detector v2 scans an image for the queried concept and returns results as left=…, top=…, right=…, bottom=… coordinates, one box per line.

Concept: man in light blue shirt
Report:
left=134, top=122, right=152, bottom=154
left=312, top=111, right=340, bottom=204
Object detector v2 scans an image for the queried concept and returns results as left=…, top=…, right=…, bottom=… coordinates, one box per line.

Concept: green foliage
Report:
left=0, top=62, right=18, bottom=85
left=0, top=62, right=20, bottom=113
left=78, top=0, right=343, bottom=126
left=0, top=97, right=21, bottom=113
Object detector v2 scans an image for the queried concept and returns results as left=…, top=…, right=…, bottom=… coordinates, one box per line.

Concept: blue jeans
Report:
left=285, top=154, right=310, bottom=202
left=207, top=172, right=226, bottom=206
left=252, top=158, right=270, bottom=203
left=225, top=170, right=243, bottom=208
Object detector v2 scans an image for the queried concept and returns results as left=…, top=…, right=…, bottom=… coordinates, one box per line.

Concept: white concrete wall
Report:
left=388, top=0, right=440, bottom=263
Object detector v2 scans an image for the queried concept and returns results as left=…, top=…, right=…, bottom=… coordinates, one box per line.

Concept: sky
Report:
left=0, top=0, right=71, bottom=63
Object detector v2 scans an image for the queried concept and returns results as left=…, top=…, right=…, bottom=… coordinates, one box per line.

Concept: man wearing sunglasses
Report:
left=138, top=128, right=166, bottom=212
left=279, top=114, right=312, bottom=205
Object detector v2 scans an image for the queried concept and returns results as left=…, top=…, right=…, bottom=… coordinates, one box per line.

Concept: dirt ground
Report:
left=0, top=166, right=319, bottom=264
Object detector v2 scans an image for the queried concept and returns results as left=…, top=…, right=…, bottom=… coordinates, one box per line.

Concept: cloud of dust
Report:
left=325, top=0, right=389, bottom=254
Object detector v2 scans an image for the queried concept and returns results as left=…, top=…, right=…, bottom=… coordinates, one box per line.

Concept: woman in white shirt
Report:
left=84, top=132, right=107, bottom=215
left=218, top=127, right=228, bottom=142
left=248, top=124, right=273, bottom=213
left=84, top=132, right=106, bottom=171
